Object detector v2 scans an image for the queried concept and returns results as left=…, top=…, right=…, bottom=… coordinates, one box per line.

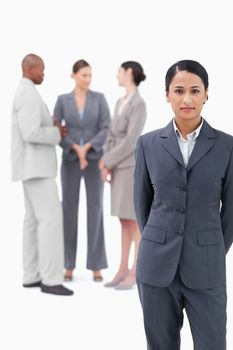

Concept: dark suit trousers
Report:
left=137, top=270, right=226, bottom=350
left=61, top=159, right=108, bottom=270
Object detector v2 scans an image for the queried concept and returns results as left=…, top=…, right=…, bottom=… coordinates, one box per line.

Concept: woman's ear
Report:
left=166, top=91, right=170, bottom=103
left=127, top=67, right=132, bottom=74
left=204, top=89, right=209, bottom=103
left=126, top=67, right=133, bottom=78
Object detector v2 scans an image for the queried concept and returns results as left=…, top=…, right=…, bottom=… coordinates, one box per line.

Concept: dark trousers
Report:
left=137, top=270, right=226, bottom=350
left=61, top=159, right=108, bottom=270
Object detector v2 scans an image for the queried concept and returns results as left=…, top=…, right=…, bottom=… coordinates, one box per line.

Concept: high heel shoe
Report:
left=104, top=271, right=129, bottom=287
left=93, top=275, right=103, bottom=282
left=115, top=279, right=136, bottom=290
left=93, top=271, right=103, bottom=282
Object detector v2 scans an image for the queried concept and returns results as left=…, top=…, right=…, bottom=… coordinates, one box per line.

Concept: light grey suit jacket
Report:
left=53, top=90, right=110, bottom=161
left=134, top=119, right=233, bottom=289
left=103, top=91, right=146, bottom=169
left=11, top=78, right=61, bottom=181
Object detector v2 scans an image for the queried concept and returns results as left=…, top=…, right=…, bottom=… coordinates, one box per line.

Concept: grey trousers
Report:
left=137, top=270, right=227, bottom=350
left=61, top=159, right=108, bottom=270
left=22, top=178, right=64, bottom=286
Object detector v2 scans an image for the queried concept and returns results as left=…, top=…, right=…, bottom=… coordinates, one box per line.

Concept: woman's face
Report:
left=166, top=70, right=208, bottom=122
left=117, top=66, right=133, bottom=86
left=72, top=66, right=92, bottom=90
left=117, top=67, right=127, bottom=86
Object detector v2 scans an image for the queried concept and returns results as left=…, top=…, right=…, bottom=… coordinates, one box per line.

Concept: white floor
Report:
left=1, top=181, right=232, bottom=350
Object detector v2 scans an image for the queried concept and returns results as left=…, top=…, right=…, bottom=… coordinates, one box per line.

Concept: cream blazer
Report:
left=11, top=78, right=61, bottom=181
left=103, top=91, right=147, bottom=170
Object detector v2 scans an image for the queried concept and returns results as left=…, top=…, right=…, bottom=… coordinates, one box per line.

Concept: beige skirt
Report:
left=110, top=166, right=136, bottom=220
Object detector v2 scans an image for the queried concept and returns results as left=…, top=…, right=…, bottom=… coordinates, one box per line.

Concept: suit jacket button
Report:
left=176, top=208, right=185, bottom=214
left=178, top=230, right=184, bottom=236
left=176, top=185, right=186, bottom=191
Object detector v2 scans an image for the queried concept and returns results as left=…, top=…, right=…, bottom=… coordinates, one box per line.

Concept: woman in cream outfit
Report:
left=99, top=61, right=147, bottom=289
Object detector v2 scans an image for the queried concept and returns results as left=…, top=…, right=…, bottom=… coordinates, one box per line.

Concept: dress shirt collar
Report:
left=173, top=118, right=203, bottom=141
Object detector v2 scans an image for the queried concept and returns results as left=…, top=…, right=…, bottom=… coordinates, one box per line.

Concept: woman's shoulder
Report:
left=140, top=128, right=165, bottom=148
left=88, top=90, right=105, bottom=99
left=131, top=91, right=146, bottom=108
left=56, top=92, right=73, bottom=101
left=214, top=127, right=233, bottom=149
left=142, top=128, right=163, bottom=139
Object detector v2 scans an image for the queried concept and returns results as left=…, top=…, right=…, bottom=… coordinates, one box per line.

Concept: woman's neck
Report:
left=124, top=83, right=137, bottom=99
left=74, top=86, right=88, bottom=96
left=174, top=117, right=202, bottom=139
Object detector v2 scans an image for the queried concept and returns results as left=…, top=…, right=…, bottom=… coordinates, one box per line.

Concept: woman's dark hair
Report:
left=72, top=59, right=90, bottom=73
left=165, top=60, right=209, bottom=92
left=121, top=61, right=146, bottom=86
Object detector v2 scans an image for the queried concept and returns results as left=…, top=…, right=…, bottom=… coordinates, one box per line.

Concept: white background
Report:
left=1, top=0, right=233, bottom=349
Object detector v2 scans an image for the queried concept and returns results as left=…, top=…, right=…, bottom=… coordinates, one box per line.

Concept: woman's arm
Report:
left=102, top=102, right=146, bottom=169
left=220, top=144, right=233, bottom=253
left=134, top=136, right=154, bottom=233
left=88, top=94, right=111, bottom=152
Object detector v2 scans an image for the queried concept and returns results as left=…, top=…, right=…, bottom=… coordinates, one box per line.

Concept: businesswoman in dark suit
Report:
left=54, top=59, right=110, bottom=282
left=99, top=61, right=147, bottom=290
left=134, top=60, right=233, bottom=349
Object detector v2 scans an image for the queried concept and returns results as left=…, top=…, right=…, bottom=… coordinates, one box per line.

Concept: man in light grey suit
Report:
left=11, top=54, right=73, bottom=295
left=134, top=60, right=233, bottom=349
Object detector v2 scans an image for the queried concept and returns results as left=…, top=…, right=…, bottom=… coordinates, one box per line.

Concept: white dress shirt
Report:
left=173, top=119, right=203, bottom=167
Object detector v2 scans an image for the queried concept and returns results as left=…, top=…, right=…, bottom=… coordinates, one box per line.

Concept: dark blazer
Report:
left=134, top=119, right=233, bottom=290
left=53, top=90, right=110, bottom=161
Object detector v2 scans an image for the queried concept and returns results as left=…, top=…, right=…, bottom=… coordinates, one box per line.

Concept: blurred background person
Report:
left=99, top=61, right=147, bottom=290
left=11, top=53, right=73, bottom=296
left=53, top=59, right=110, bottom=282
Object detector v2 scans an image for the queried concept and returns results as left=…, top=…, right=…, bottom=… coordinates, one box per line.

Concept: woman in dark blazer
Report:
left=134, top=60, right=233, bottom=349
left=99, top=61, right=147, bottom=290
left=54, top=59, right=110, bottom=282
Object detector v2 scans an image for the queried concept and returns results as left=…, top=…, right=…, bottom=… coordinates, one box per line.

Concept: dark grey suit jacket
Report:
left=134, top=119, right=233, bottom=289
left=53, top=90, right=110, bottom=161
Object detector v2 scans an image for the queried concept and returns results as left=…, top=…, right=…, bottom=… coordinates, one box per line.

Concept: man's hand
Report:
left=54, top=120, right=67, bottom=139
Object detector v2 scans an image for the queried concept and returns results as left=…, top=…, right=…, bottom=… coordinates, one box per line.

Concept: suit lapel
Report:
left=186, top=120, right=216, bottom=172
left=70, top=90, right=94, bottom=126
left=160, top=119, right=217, bottom=171
left=116, top=90, right=140, bottom=118
left=69, top=92, right=82, bottom=127
left=161, top=121, right=185, bottom=168
left=82, top=90, right=93, bottom=123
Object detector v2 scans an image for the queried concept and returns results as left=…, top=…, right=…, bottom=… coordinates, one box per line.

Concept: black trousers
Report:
left=137, top=270, right=227, bottom=350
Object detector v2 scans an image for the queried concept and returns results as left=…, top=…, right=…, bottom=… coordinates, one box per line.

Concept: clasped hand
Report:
left=72, top=143, right=89, bottom=170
